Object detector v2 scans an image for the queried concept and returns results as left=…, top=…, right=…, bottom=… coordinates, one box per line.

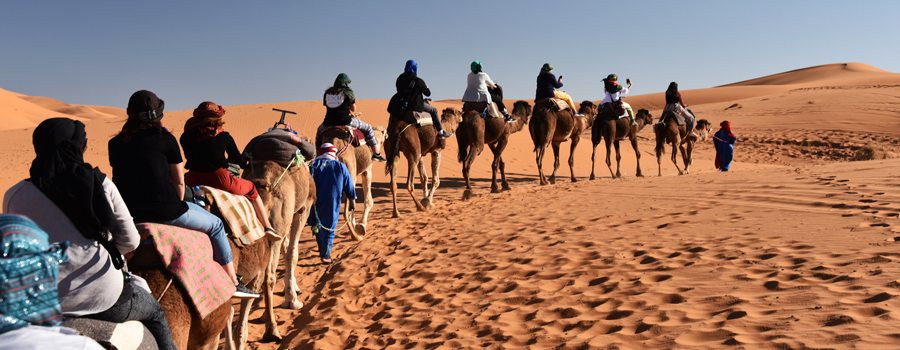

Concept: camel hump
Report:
left=63, top=318, right=159, bottom=350
left=320, top=125, right=366, bottom=147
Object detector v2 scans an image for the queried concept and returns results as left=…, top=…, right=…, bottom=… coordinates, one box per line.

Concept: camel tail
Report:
left=655, top=125, right=666, bottom=156
left=384, top=120, right=402, bottom=176
left=530, top=112, right=550, bottom=152
left=456, top=121, right=469, bottom=163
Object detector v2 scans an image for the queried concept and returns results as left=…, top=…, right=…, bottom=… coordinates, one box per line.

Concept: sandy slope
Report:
left=3, top=63, right=900, bottom=349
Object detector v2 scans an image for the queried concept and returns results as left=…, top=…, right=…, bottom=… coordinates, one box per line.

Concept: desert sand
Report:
left=4, top=62, right=900, bottom=349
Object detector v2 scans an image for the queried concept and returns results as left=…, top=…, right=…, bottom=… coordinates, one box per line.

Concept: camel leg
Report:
left=656, top=141, right=663, bottom=177
left=631, top=136, right=644, bottom=177
left=671, top=135, right=683, bottom=175
left=679, top=140, right=690, bottom=175
left=235, top=299, right=253, bottom=350
left=684, top=141, right=694, bottom=174
left=590, top=143, right=598, bottom=180
left=389, top=154, right=401, bottom=218
left=280, top=213, right=303, bottom=310
left=569, top=135, right=579, bottom=182
left=261, top=239, right=282, bottom=342
left=406, top=155, right=424, bottom=212
left=423, top=151, right=440, bottom=208
left=535, top=144, right=548, bottom=186
left=416, top=155, right=430, bottom=210
left=605, top=138, right=616, bottom=178
left=549, top=142, right=561, bottom=185
left=221, top=306, right=236, bottom=350
left=614, top=141, right=623, bottom=178
left=462, top=146, right=478, bottom=200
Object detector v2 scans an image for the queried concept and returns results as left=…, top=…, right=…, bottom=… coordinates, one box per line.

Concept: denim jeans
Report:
left=157, top=202, right=232, bottom=265
left=83, top=281, right=178, bottom=350
left=422, top=103, right=444, bottom=132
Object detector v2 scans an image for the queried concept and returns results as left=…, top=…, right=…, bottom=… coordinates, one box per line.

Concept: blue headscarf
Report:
left=404, top=60, right=417, bottom=74
left=0, top=214, right=69, bottom=333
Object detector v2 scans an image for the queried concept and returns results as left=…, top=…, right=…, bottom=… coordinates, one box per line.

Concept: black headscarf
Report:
left=29, top=118, right=124, bottom=269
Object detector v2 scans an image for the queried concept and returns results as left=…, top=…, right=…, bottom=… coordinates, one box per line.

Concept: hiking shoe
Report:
left=438, top=130, right=453, bottom=139
left=264, top=227, right=281, bottom=242
left=233, top=282, right=259, bottom=299
left=372, top=153, right=387, bottom=162
left=505, top=115, right=517, bottom=123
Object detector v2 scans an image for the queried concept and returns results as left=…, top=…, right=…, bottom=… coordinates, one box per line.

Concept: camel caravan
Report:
left=1, top=61, right=715, bottom=350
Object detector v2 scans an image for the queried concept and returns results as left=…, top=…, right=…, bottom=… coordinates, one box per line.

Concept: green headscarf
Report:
left=470, top=61, right=482, bottom=73
left=540, top=63, right=553, bottom=74
left=332, top=73, right=355, bottom=103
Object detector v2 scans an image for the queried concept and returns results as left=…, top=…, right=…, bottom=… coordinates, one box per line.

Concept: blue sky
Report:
left=2, top=1, right=899, bottom=112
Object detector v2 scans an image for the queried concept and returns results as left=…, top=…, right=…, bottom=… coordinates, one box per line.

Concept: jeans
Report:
left=422, top=103, right=444, bottom=132
left=157, top=202, right=232, bottom=265
left=83, top=281, right=178, bottom=350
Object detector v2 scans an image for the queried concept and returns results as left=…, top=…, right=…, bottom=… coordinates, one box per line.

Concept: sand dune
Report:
left=0, top=87, right=122, bottom=131
left=3, top=63, right=900, bottom=349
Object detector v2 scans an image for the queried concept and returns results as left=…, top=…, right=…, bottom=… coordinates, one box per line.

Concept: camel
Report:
left=528, top=100, right=594, bottom=185
left=590, top=105, right=655, bottom=179
left=456, top=100, right=531, bottom=200
left=384, top=107, right=461, bottom=217
left=129, top=160, right=314, bottom=350
left=319, top=125, right=386, bottom=239
left=654, top=113, right=712, bottom=175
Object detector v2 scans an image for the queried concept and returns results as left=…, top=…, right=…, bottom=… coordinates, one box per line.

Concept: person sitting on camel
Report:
left=462, top=60, right=515, bottom=123
left=663, top=82, right=698, bottom=141
left=600, top=74, right=636, bottom=125
left=534, top=63, right=583, bottom=116
left=317, top=73, right=387, bottom=162
left=396, top=60, right=453, bottom=139
left=179, top=101, right=282, bottom=241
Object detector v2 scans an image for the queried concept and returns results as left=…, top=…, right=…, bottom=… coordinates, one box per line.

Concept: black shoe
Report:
left=233, top=282, right=259, bottom=299
left=438, top=130, right=453, bottom=139
left=372, top=153, right=387, bottom=162
left=505, top=115, right=517, bottom=123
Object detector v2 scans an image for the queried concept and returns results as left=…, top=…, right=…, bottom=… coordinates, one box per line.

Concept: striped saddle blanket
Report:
left=198, top=186, right=265, bottom=247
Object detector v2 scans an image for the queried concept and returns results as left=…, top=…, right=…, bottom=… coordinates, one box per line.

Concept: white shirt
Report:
left=461, top=72, right=496, bottom=103
left=601, top=86, right=630, bottom=104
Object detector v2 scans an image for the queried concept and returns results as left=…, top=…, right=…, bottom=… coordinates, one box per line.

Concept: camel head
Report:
left=512, top=100, right=532, bottom=124
left=635, top=109, right=653, bottom=126
left=578, top=100, right=597, bottom=123
left=440, top=107, right=462, bottom=134
left=695, top=119, right=712, bottom=141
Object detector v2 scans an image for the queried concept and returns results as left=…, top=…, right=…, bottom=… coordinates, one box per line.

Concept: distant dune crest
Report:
left=720, top=62, right=890, bottom=87
left=0, top=87, right=124, bottom=130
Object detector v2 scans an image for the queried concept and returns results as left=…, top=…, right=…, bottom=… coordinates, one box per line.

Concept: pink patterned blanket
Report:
left=136, top=223, right=235, bottom=318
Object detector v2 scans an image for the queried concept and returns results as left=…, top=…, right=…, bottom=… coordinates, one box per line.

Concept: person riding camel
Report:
left=318, top=73, right=387, bottom=162
left=179, top=101, right=282, bottom=241
left=462, top=60, right=515, bottom=123
left=396, top=60, right=453, bottom=139
left=663, top=82, right=697, bottom=140
left=108, top=90, right=259, bottom=300
left=534, top=63, right=583, bottom=116
left=601, top=74, right=636, bottom=125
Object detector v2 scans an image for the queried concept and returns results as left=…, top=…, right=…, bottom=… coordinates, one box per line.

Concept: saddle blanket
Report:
left=198, top=186, right=265, bottom=247
left=550, top=98, right=569, bottom=111
left=462, top=101, right=502, bottom=118
left=412, top=111, right=432, bottom=126
left=600, top=102, right=629, bottom=119
left=136, top=223, right=235, bottom=319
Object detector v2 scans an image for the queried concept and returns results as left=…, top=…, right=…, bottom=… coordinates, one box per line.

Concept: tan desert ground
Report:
left=4, top=62, right=900, bottom=349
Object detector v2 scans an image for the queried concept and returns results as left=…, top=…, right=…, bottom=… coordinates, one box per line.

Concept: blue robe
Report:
left=307, top=159, right=356, bottom=259
left=713, top=129, right=737, bottom=170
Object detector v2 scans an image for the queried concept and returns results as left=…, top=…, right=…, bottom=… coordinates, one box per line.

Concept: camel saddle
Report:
left=197, top=186, right=266, bottom=247
left=396, top=110, right=433, bottom=126
left=320, top=125, right=367, bottom=147
left=534, top=98, right=569, bottom=112
left=599, top=102, right=629, bottom=120
left=462, top=101, right=502, bottom=119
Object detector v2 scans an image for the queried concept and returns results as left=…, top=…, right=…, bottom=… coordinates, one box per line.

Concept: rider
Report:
left=108, top=90, right=258, bottom=299
left=319, top=73, right=387, bottom=162
left=663, top=82, right=697, bottom=138
left=601, top=74, right=636, bottom=125
left=535, top=63, right=583, bottom=116
left=3, top=118, right=178, bottom=350
left=180, top=101, right=281, bottom=241
left=462, top=60, right=515, bottom=123
left=396, top=60, right=453, bottom=138
left=307, top=143, right=356, bottom=265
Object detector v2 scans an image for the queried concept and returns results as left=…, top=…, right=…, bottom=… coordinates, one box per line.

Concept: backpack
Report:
left=387, top=78, right=418, bottom=116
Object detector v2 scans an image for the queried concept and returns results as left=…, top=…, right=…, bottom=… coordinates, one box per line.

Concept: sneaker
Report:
left=438, top=130, right=453, bottom=139
left=264, top=227, right=281, bottom=242
left=631, top=118, right=638, bottom=126
left=233, top=282, right=259, bottom=299
left=575, top=112, right=585, bottom=116
left=372, top=153, right=387, bottom=162
left=505, top=114, right=517, bottom=123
